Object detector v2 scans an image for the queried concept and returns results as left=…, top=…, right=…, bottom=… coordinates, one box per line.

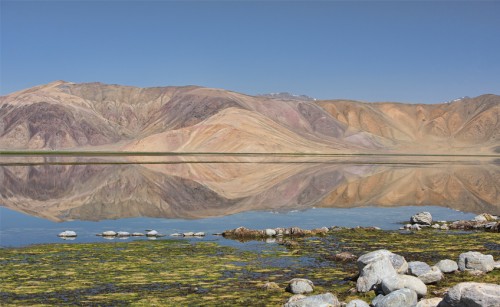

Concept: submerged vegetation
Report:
left=1, top=229, right=499, bottom=306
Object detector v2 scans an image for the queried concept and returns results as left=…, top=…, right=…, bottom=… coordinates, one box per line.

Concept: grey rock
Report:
left=473, top=213, right=496, bottom=222
left=416, top=297, right=442, bottom=307
left=411, top=212, right=433, bottom=225
left=283, top=292, right=341, bottom=307
left=357, top=249, right=407, bottom=273
left=410, top=224, right=422, bottom=231
left=116, top=231, right=130, bottom=237
left=183, top=232, right=195, bottom=236
left=194, top=232, right=205, bottom=236
left=418, top=266, right=443, bottom=284
left=408, top=261, right=432, bottom=276
left=274, top=228, right=285, bottom=235
left=146, top=230, right=158, bottom=237
left=436, top=259, right=458, bottom=273
left=357, top=250, right=393, bottom=270
left=432, top=224, right=441, bottom=229
left=357, top=256, right=397, bottom=293
left=286, top=278, right=314, bottom=294
left=170, top=233, right=182, bottom=237
left=389, top=253, right=409, bottom=274
left=58, top=230, right=77, bottom=237
left=265, top=228, right=276, bottom=236
left=381, top=274, right=427, bottom=297
left=440, top=282, right=500, bottom=307
left=102, top=230, right=117, bottom=236
left=458, top=251, right=495, bottom=272
left=285, top=294, right=307, bottom=304
left=440, top=224, right=449, bottom=230
left=372, top=288, right=418, bottom=307
left=346, top=299, right=370, bottom=307
left=372, top=294, right=385, bottom=306
left=131, top=232, right=145, bottom=236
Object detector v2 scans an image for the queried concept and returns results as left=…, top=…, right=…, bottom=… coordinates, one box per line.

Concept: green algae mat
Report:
left=1, top=230, right=499, bottom=306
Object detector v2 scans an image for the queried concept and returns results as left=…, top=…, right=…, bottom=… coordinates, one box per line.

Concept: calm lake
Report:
left=1, top=154, right=498, bottom=247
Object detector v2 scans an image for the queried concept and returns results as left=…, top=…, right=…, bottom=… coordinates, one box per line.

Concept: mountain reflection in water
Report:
left=0, top=155, right=499, bottom=222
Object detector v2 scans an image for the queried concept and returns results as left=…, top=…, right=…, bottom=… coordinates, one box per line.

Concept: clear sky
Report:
left=1, top=0, right=499, bottom=103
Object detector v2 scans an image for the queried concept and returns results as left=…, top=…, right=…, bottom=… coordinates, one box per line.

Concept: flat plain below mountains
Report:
left=1, top=81, right=499, bottom=154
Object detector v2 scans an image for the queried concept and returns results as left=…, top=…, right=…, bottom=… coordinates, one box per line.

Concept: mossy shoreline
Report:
left=1, top=229, right=498, bottom=306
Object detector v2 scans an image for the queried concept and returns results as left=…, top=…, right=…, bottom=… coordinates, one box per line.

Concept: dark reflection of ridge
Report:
left=0, top=158, right=499, bottom=222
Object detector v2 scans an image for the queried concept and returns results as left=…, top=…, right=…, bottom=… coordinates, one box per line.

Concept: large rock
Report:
left=283, top=292, right=340, bottom=307
left=102, top=230, right=117, bottom=236
left=357, top=256, right=397, bottom=293
left=436, top=259, right=458, bottom=273
left=286, top=278, right=314, bottom=294
left=418, top=266, right=443, bottom=284
left=458, top=251, right=495, bottom=272
left=411, top=212, right=433, bottom=225
left=381, top=274, right=427, bottom=297
left=372, top=288, right=418, bottom=307
left=116, top=231, right=130, bottom=237
left=265, top=229, right=276, bottom=236
left=346, top=299, right=370, bottom=307
left=146, top=230, right=158, bottom=237
left=357, top=249, right=393, bottom=269
left=440, top=282, right=500, bottom=307
left=58, top=230, right=77, bottom=237
left=417, top=297, right=443, bottom=307
left=357, top=249, right=407, bottom=274
left=473, top=213, right=496, bottom=222
left=408, top=261, right=432, bottom=276
left=389, top=253, right=409, bottom=274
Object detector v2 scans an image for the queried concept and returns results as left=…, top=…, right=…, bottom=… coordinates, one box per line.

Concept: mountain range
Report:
left=1, top=81, right=499, bottom=153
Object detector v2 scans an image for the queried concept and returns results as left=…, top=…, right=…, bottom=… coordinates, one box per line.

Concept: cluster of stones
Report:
left=273, top=248, right=500, bottom=307
left=400, top=212, right=499, bottom=232
left=222, top=226, right=328, bottom=239
left=449, top=213, right=499, bottom=232
left=96, top=230, right=165, bottom=238
left=355, top=249, right=499, bottom=306
left=170, top=232, right=206, bottom=237
left=222, top=226, right=383, bottom=240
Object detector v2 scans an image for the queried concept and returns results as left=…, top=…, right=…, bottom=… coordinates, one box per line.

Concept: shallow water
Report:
left=0, top=154, right=498, bottom=247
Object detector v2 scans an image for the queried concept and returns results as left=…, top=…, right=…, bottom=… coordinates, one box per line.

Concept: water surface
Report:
left=1, top=154, right=498, bottom=247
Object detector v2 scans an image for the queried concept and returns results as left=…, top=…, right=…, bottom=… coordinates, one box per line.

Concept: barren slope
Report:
left=1, top=81, right=498, bottom=153
left=316, top=95, right=500, bottom=153
left=124, top=108, right=356, bottom=153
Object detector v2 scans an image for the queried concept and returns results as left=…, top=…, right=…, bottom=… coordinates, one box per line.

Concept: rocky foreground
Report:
left=2, top=212, right=500, bottom=306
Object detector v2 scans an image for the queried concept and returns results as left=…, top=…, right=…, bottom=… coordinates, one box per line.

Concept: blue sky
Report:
left=1, top=0, right=499, bottom=103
